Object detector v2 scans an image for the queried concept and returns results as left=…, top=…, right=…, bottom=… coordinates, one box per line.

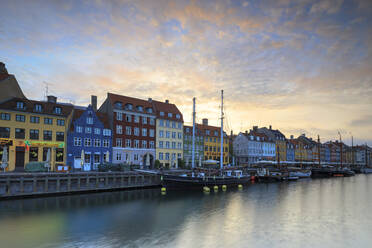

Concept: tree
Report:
left=154, top=159, right=161, bottom=169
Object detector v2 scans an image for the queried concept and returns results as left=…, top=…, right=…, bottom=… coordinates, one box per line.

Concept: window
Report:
left=54, top=107, right=62, bottom=114
left=166, top=120, right=170, bottom=127
left=159, top=120, right=164, bottom=127
left=178, top=153, right=181, bottom=159
left=178, top=122, right=182, bottom=129
left=166, top=141, right=170, bottom=148
left=142, top=117, right=147, bottom=124
left=206, top=130, right=210, bottom=135
left=150, top=141, right=155, bottom=149
left=126, top=114, right=132, bottom=122
left=136, top=105, right=143, bottom=112
left=94, top=128, right=101, bottom=135
left=159, top=141, right=164, bottom=148
left=126, top=126, right=132, bottom=135
left=34, top=104, right=42, bottom=112
left=116, top=138, right=122, bottom=147
left=84, top=138, right=92, bottom=146
left=16, top=115, right=25, bottom=122
left=166, top=131, right=170, bottom=138
left=150, top=118, right=155, bottom=125
left=56, top=148, right=64, bottom=162
left=29, top=147, right=38, bottom=162
left=159, top=152, right=164, bottom=160
left=142, top=128, right=147, bottom=136
left=159, top=130, right=164, bottom=138
left=116, top=112, right=123, bottom=121
left=134, top=127, right=139, bottom=136
left=176, top=114, right=180, bottom=119
left=103, top=129, right=111, bottom=136
left=15, top=128, right=25, bottom=139
left=178, top=142, right=182, bottom=149
left=84, top=153, right=91, bottom=164
left=74, top=137, right=82, bottom=146
left=94, top=154, right=100, bottom=164
left=125, top=103, right=133, bottom=110
left=172, top=132, right=176, bottom=139
left=42, top=148, right=49, bottom=161
left=214, top=131, right=218, bottom=136
left=116, top=125, right=122, bottom=134
left=30, top=116, right=40, bottom=123
left=43, top=130, right=52, bottom=141
left=116, top=152, right=122, bottom=161
left=178, top=132, right=182, bottom=139
left=168, top=113, right=173, bottom=118
left=134, top=116, right=139, bottom=123
left=172, top=153, right=176, bottom=160
left=172, top=121, right=176, bottom=128
left=76, top=126, right=83, bottom=133
left=160, top=111, right=164, bottom=116
left=125, top=139, right=131, bottom=147
left=165, top=153, right=170, bottom=160
left=146, top=108, right=153, bottom=113
left=134, top=140, right=139, bottom=148
left=86, top=117, right=93, bottom=124
left=0, top=113, right=10, bottom=120
left=56, top=132, right=64, bottom=141
left=103, top=139, right=109, bottom=147
left=30, top=129, right=39, bottom=140
left=85, top=127, right=92, bottom=134
left=142, top=140, right=147, bottom=148
left=115, top=102, right=123, bottom=109
left=16, top=101, right=24, bottom=109
left=149, top=129, right=155, bottom=137
left=134, top=154, right=139, bottom=161
left=44, top=117, right=52, bottom=125
left=172, top=142, right=176, bottom=149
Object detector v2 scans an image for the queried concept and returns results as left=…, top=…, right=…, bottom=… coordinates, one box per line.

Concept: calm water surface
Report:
left=1, top=174, right=372, bottom=248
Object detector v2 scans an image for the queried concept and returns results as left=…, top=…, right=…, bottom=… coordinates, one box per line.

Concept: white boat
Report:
left=289, top=170, right=312, bottom=178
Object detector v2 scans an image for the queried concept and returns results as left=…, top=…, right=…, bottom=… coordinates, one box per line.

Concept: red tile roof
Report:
left=107, top=93, right=155, bottom=115
left=196, top=123, right=226, bottom=137
left=151, top=99, right=183, bottom=122
left=0, top=73, right=9, bottom=81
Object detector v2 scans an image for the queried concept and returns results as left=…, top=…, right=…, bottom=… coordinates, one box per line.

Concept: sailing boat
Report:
left=161, top=90, right=252, bottom=190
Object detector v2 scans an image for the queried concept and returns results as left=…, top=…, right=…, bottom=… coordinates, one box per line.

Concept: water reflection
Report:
left=0, top=175, right=372, bottom=248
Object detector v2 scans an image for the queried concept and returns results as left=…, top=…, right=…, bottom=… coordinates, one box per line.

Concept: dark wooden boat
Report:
left=161, top=173, right=251, bottom=190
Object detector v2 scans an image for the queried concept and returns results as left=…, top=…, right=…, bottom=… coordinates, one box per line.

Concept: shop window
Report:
left=29, top=147, right=38, bottom=162
left=56, top=148, right=64, bottom=162
left=15, top=128, right=25, bottom=139
left=0, top=127, right=10, bottom=138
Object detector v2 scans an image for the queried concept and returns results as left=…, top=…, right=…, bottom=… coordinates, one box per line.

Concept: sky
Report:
left=0, top=0, right=371, bottom=145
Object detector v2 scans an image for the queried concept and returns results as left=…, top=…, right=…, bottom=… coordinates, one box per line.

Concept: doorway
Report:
left=15, top=146, right=25, bottom=171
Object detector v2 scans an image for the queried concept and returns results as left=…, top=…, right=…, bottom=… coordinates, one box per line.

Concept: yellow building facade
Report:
left=152, top=100, right=183, bottom=168
left=0, top=97, right=73, bottom=171
left=198, top=123, right=229, bottom=165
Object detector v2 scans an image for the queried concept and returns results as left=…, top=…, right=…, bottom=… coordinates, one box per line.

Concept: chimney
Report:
left=165, top=99, right=169, bottom=104
left=253, top=126, right=258, bottom=132
left=290, top=135, right=294, bottom=139
left=91, top=95, right=97, bottom=112
left=47, top=95, right=57, bottom=103
left=0, top=62, right=8, bottom=74
left=269, top=125, right=272, bottom=130
left=202, top=118, right=208, bottom=126
left=148, top=98, right=152, bottom=102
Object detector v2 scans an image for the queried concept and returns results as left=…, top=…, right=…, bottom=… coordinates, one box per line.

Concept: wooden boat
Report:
left=289, top=169, right=311, bottom=178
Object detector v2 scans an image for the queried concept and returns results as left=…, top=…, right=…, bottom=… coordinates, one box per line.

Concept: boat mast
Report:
left=192, top=97, right=196, bottom=169
left=220, top=90, right=224, bottom=170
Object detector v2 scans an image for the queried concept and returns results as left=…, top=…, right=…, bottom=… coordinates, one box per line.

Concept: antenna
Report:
left=43, top=81, right=52, bottom=101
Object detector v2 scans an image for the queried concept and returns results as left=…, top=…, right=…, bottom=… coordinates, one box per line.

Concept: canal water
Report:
left=1, top=174, right=372, bottom=248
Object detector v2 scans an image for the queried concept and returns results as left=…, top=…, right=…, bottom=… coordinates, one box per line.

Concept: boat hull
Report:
left=161, top=174, right=251, bottom=190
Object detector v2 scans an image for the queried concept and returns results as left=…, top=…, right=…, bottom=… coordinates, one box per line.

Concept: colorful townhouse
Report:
left=99, top=93, right=156, bottom=168
left=152, top=99, right=183, bottom=168
left=257, top=126, right=286, bottom=162
left=66, top=99, right=112, bottom=171
left=286, top=139, right=295, bottom=162
left=0, top=96, right=73, bottom=171
left=198, top=119, right=229, bottom=165
left=183, top=125, right=204, bottom=167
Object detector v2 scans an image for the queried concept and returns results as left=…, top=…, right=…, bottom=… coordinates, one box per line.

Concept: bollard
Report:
left=222, top=185, right=227, bottom=191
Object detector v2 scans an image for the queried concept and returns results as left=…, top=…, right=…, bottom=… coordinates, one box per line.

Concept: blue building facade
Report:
left=286, top=141, right=295, bottom=162
left=67, top=105, right=112, bottom=171
left=324, top=145, right=331, bottom=163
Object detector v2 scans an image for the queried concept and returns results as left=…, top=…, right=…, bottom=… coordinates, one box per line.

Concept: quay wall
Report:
left=0, top=172, right=161, bottom=199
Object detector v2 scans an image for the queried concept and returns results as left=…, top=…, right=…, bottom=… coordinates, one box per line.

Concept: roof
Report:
left=107, top=92, right=155, bottom=114
left=0, top=97, right=73, bottom=117
left=70, top=106, right=110, bottom=131
left=245, top=131, right=272, bottom=142
left=184, top=125, right=203, bottom=136
left=196, top=123, right=226, bottom=137
left=151, top=99, right=183, bottom=122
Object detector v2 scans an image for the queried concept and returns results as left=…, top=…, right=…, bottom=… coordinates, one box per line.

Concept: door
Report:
left=74, top=157, right=82, bottom=169
left=15, top=146, right=25, bottom=170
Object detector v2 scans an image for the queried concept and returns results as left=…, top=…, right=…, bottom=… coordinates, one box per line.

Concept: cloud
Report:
left=350, top=115, right=372, bottom=127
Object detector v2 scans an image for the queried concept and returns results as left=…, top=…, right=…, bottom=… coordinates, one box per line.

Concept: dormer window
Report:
left=160, top=111, right=165, bottom=116
left=168, top=113, right=173, bottom=118
left=34, top=104, right=42, bottom=112
left=16, top=101, right=24, bottom=109
left=54, top=107, right=62, bottom=114
left=176, top=114, right=180, bottom=119
left=114, top=101, right=123, bottom=109
left=136, top=105, right=143, bottom=112
left=146, top=107, right=153, bottom=113
left=125, top=103, right=133, bottom=110
left=214, top=131, right=218, bottom=136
